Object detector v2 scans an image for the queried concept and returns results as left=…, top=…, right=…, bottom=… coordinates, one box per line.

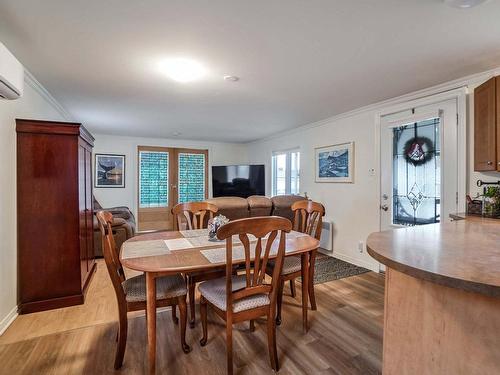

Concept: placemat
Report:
left=121, top=240, right=170, bottom=259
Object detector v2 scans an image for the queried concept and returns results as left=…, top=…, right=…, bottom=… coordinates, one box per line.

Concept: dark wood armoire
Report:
left=16, top=119, right=96, bottom=314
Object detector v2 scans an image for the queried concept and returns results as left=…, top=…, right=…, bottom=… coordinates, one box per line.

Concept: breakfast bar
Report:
left=367, top=217, right=500, bottom=374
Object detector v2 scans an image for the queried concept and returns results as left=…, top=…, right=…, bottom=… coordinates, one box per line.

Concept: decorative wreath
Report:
left=403, top=136, right=435, bottom=166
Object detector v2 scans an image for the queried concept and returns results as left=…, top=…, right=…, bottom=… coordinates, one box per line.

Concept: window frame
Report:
left=272, top=148, right=300, bottom=196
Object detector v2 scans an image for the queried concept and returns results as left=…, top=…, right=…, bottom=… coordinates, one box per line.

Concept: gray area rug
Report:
left=301, top=254, right=370, bottom=285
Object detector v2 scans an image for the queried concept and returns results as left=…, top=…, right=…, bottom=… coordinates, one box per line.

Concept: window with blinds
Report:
left=139, top=150, right=169, bottom=208
left=178, top=152, right=206, bottom=203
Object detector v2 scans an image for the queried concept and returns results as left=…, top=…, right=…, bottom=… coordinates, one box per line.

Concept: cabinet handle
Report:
left=487, top=161, right=493, bottom=165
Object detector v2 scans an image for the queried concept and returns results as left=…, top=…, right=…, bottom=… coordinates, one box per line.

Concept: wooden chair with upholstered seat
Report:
left=198, top=216, right=292, bottom=375
left=266, top=200, right=325, bottom=325
left=172, top=201, right=226, bottom=328
left=96, top=210, right=190, bottom=369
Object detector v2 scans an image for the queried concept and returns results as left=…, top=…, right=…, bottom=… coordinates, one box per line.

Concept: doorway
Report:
left=380, top=99, right=459, bottom=232
left=137, top=146, right=208, bottom=232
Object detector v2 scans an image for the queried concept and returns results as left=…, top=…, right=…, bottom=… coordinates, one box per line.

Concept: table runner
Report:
left=121, top=230, right=308, bottom=261
left=200, top=232, right=309, bottom=264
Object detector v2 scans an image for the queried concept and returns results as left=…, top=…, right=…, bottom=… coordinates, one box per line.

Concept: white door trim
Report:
left=374, top=87, right=467, bottom=232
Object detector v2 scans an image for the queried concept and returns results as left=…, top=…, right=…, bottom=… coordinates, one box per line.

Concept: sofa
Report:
left=93, top=198, right=136, bottom=257
left=205, top=194, right=306, bottom=222
left=93, top=195, right=304, bottom=257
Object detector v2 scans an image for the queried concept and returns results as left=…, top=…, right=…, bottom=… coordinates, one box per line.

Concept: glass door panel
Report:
left=392, top=117, right=441, bottom=226
left=177, top=151, right=207, bottom=203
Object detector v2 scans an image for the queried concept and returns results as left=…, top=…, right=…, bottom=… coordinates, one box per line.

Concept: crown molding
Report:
left=248, top=66, right=500, bottom=145
left=24, top=69, right=74, bottom=122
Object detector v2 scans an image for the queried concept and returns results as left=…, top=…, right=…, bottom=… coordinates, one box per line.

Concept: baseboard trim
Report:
left=329, top=252, right=380, bottom=273
left=0, top=306, right=18, bottom=336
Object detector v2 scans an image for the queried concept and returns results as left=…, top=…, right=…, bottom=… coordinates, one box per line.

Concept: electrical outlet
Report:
left=358, top=241, right=364, bottom=253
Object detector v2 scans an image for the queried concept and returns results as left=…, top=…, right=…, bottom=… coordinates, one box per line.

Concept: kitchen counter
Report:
left=367, top=219, right=500, bottom=298
left=367, top=218, right=500, bottom=374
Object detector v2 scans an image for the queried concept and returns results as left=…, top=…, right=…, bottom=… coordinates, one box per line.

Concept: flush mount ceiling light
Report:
left=444, top=0, right=489, bottom=8
left=158, top=58, right=207, bottom=83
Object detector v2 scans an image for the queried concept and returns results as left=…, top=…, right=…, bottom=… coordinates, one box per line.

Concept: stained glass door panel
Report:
left=392, top=117, right=441, bottom=226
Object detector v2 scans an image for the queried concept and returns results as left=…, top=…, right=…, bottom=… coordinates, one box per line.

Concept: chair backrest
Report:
left=172, top=202, right=218, bottom=230
left=217, top=216, right=292, bottom=312
left=96, top=210, right=127, bottom=303
left=291, top=200, right=325, bottom=241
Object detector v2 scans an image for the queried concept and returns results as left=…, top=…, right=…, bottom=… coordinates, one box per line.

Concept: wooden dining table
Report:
left=120, top=228, right=320, bottom=374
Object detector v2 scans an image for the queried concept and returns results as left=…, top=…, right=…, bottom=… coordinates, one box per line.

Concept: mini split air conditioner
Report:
left=0, top=42, right=24, bottom=100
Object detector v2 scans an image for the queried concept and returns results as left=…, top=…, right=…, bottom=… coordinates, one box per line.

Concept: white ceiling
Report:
left=1, top=0, right=500, bottom=143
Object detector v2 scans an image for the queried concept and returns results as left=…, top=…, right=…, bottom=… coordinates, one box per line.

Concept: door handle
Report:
left=380, top=204, right=389, bottom=212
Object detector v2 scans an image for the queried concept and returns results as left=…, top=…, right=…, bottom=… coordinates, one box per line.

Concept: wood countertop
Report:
left=367, top=219, right=500, bottom=297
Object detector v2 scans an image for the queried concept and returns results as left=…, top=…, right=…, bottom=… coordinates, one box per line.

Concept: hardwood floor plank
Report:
left=0, top=260, right=384, bottom=374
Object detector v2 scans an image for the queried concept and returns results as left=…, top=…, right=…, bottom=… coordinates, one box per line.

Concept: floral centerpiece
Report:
left=208, top=215, right=230, bottom=241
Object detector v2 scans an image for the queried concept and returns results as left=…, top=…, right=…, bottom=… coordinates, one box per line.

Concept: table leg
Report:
left=146, top=272, right=157, bottom=374
left=301, top=251, right=310, bottom=333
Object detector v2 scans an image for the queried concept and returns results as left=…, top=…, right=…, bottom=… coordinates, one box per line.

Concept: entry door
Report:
left=380, top=99, right=458, bottom=232
left=137, top=146, right=208, bottom=232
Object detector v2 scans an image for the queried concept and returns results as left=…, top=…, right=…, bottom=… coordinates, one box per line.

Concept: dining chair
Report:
left=96, top=210, right=190, bottom=369
left=266, top=200, right=325, bottom=325
left=198, top=216, right=292, bottom=375
left=172, top=201, right=226, bottom=328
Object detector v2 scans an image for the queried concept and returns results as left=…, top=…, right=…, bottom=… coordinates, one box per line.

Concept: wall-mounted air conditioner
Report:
left=0, top=42, right=24, bottom=100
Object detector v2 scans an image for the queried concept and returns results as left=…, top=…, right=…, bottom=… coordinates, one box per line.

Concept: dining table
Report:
left=120, top=228, right=320, bottom=374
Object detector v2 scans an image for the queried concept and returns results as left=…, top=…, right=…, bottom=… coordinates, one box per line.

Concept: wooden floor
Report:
left=0, top=260, right=384, bottom=374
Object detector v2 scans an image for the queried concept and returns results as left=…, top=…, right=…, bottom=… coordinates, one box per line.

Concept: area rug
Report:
left=299, top=253, right=370, bottom=285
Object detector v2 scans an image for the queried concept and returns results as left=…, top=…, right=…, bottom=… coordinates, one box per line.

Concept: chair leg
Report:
left=276, top=278, right=284, bottom=326
left=226, top=320, right=234, bottom=375
left=290, top=279, right=296, bottom=298
left=178, top=297, right=191, bottom=353
left=309, top=251, right=317, bottom=311
left=188, top=278, right=196, bottom=328
left=171, top=305, right=179, bottom=324
left=249, top=320, right=255, bottom=332
left=267, top=312, right=279, bottom=372
left=199, top=296, right=208, bottom=346
left=114, top=309, right=127, bottom=369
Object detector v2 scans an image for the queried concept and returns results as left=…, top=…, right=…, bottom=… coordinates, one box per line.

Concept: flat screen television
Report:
left=212, top=164, right=265, bottom=198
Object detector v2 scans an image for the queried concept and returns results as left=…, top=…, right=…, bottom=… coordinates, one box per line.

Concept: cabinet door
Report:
left=474, top=77, right=497, bottom=171
left=85, top=148, right=95, bottom=271
left=496, top=78, right=500, bottom=171
left=78, top=144, right=88, bottom=284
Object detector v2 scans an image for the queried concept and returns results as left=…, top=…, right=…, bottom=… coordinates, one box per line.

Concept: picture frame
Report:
left=315, top=142, right=354, bottom=183
left=95, top=153, right=126, bottom=188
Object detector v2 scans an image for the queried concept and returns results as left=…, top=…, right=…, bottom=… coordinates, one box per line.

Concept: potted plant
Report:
left=482, top=186, right=500, bottom=217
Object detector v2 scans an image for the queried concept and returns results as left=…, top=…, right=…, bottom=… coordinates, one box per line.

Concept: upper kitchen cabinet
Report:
left=474, top=76, right=500, bottom=171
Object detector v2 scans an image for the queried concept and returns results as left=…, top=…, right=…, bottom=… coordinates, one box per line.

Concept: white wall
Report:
left=246, top=67, right=500, bottom=271
left=93, top=134, right=248, bottom=216
left=0, top=74, right=69, bottom=334
left=247, top=111, right=381, bottom=270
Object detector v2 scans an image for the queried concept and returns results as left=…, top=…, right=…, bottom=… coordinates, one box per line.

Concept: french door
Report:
left=380, top=99, right=459, bottom=231
left=137, top=146, right=208, bottom=231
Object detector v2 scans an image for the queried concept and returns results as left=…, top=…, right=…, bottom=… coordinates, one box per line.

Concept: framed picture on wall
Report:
left=95, top=154, right=125, bottom=188
left=315, top=142, right=354, bottom=183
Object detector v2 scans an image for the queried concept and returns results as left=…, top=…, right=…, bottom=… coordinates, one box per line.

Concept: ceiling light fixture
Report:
left=224, top=75, right=239, bottom=82
left=444, top=0, right=488, bottom=8
left=158, top=58, right=207, bottom=83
